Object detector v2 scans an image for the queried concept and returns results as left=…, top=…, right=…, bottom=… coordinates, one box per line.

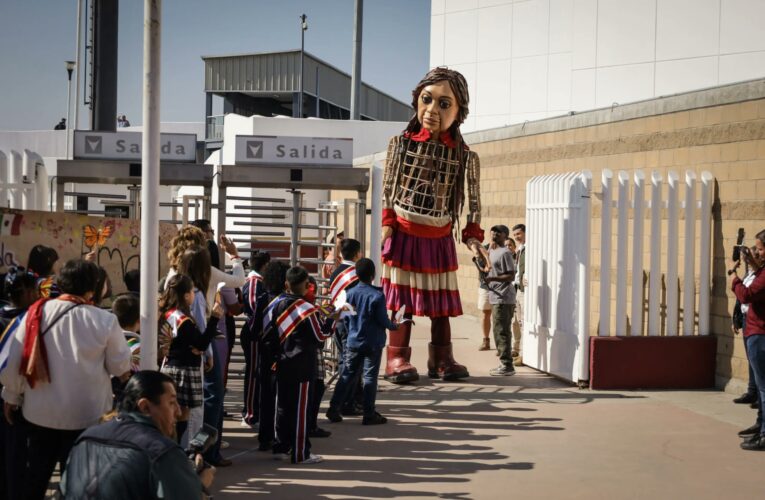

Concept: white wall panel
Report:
left=549, top=0, right=574, bottom=53
left=479, top=0, right=513, bottom=7
left=656, top=0, right=720, bottom=60
left=430, top=15, right=445, bottom=67
left=449, top=63, right=478, bottom=117
left=572, top=0, right=598, bottom=69
left=445, top=0, right=479, bottom=12
left=475, top=115, right=512, bottom=130
left=571, top=68, right=596, bottom=110
left=719, top=51, right=765, bottom=84
left=429, top=0, right=765, bottom=132
left=548, top=53, right=572, bottom=110
left=597, top=0, right=656, bottom=66
left=511, top=55, right=549, bottom=113
left=477, top=4, right=513, bottom=62
left=595, top=63, right=654, bottom=107
left=476, top=60, right=512, bottom=115
left=720, top=0, right=765, bottom=53
left=444, top=10, right=479, bottom=66
left=655, top=57, right=719, bottom=96
left=512, top=0, right=550, bottom=58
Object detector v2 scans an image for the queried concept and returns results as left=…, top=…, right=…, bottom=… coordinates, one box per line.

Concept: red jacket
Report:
left=732, top=268, right=765, bottom=336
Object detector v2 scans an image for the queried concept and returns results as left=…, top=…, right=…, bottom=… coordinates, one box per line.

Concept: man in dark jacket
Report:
left=60, top=371, right=214, bottom=499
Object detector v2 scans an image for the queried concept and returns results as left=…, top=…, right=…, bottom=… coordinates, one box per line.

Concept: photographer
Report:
left=61, top=371, right=215, bottom=499
left=729, top=230, right=765, bottom=451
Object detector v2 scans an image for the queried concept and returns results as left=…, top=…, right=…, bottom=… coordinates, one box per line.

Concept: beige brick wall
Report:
left=335, top=82, right=765, bottom=392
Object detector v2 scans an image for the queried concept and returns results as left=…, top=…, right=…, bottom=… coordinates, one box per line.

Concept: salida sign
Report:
left=235, top=135, right=352, bottom=167
left=73, top=131, right=197, bottom=162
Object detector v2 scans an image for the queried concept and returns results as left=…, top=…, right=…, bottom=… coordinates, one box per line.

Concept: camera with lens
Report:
left=186, top=423, right=218, bottom=473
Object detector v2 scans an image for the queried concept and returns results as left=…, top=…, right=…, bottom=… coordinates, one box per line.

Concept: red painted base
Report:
left=589, top=336, right=717, bottom=390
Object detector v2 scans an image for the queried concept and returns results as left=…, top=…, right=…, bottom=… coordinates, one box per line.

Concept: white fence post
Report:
left=683, top=171, right=697, bottom=336
left=615, top=171, right=630, bottom=336
left=577, top=171, right=592, bottom=382
left=666, top=171, right=680, bottom=336
left=699, top=171, right=713, bottom=335
left=599, top=169, right=613, bottom=336
left=630, top=171, right=646, bottom=336
left=648, top=171, right=662, bottom=335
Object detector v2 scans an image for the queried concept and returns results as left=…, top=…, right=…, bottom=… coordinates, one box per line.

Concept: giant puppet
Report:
left=381, top=67, right=484, bottom=383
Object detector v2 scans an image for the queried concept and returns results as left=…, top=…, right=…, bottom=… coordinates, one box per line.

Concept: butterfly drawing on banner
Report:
left=82, top=222, right=115, bottom=249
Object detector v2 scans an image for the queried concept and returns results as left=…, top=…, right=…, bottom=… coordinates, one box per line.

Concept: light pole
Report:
left=65, top=60, right=76, bottom=158
left=298, top=14, right=307, bottom=118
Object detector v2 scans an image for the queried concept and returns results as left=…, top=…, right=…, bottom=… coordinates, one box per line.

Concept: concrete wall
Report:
left=431, top=0, right=765, bottom=133
left=342, top=78, right=765, bottom=393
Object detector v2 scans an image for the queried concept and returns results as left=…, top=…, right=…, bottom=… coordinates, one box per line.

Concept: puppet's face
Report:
left=417, top=80, right=459, bottom=135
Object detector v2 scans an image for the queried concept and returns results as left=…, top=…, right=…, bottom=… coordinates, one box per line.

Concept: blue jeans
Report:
left=745, top=335, right=765, bottom=433
left=334, top=323, right=362, bottom=410
left=329, top=345, right=383, bottom=418
left=743, top=319, right=758, bottom=396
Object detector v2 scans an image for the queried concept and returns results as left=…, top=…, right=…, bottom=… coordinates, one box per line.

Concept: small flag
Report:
left=0, top=314, right=24, bottom=374
left=0, top=213, right=23, bottom=236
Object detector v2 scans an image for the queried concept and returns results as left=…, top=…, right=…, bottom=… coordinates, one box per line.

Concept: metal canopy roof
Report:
left=202, top=50, right=411, bottom=121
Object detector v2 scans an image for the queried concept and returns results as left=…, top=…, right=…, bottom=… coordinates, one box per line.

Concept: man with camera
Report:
left=61, top=371, right=216, bottom=499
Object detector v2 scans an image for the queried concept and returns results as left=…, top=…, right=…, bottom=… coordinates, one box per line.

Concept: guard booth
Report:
left=54, top=131, right=213, bottom=222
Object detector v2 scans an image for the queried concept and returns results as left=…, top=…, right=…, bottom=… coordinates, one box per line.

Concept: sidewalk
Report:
left=214, top=315, right=765, bottom=500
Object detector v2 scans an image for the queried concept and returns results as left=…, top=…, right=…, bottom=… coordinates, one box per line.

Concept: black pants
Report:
left=24, top=421, right=83, bottom=500
left=0, top=401, right=26, bottom=500
left=240, top=335, right=260, bottom=425
left=224, top=316, right=236, bottom=388
left=275, top=376, right=313, bottom=463
left=257, top=346, right=277, bottom=448
left=308, top=379, right=326, bottom=432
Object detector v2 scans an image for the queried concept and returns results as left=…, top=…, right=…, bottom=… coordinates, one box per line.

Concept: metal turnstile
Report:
left=216, top=164, right=370, bottom=379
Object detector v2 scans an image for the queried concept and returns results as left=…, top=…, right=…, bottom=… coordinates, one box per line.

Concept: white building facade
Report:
left=430, top=0, right=765, bottom=132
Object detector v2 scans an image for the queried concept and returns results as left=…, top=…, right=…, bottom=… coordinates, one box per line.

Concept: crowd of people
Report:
left=2, top=218, right=761, bottom=498
left=474, top=223, right=526, bottom=376
left=0, top=222, right=407, bottom=498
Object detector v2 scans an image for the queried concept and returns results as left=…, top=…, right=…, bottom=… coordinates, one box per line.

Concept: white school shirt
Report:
left=0, top=300, right=130, bottom=430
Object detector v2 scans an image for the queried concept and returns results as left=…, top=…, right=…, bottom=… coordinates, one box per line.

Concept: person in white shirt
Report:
left=0, top=259, right=131, bottom=499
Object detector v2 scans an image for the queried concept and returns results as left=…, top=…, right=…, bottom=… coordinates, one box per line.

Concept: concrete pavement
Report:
left=213, top=315, right=765, bottom=500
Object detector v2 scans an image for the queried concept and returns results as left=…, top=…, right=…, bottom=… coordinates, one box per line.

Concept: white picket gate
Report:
left=522, top=171, right=592, bottom=385
left=522, top=169, right=713, bottom=385
left=598, top=169, right=714, bottom=337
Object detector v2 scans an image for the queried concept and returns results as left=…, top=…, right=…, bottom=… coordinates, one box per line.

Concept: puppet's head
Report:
left=406, top=67, right=470, bottom=139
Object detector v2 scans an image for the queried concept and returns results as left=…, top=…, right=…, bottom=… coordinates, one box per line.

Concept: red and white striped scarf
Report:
left=329, top=265, right=358, bottom=303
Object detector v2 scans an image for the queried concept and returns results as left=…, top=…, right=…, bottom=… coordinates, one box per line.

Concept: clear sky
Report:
left=0, top=0, right=431, bottom=130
